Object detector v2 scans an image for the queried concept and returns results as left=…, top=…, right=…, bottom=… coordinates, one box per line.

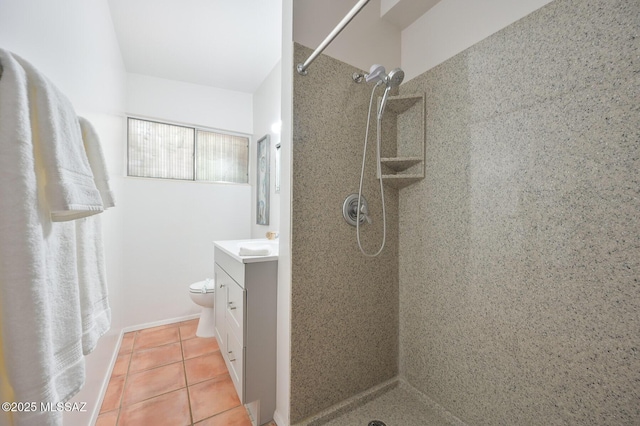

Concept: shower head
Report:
left=377, top=67, right=404, bottom=119
left=385, top=68, right=404, bottom=88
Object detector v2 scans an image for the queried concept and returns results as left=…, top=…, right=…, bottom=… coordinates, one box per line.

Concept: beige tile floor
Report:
left=96, top=319, right=276, bottom=426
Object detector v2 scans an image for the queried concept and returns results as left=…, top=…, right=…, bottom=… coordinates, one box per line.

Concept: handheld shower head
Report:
left=377, top=68, right=404, bottom=119
left=385, top=68, right=404, bottom=88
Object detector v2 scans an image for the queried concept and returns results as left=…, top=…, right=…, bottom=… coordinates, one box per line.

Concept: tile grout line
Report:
left=117, top=331, right=136, bottom=425
left=179, top=325, right=195, bottom=426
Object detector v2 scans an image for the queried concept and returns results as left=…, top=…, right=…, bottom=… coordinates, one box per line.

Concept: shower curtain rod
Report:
left=296, top=0, right=371, bottom=76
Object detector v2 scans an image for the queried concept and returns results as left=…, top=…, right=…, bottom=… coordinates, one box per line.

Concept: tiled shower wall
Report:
left=399, top=0, right=639, bottom=424
left=290, top=45, right=400, bottom=423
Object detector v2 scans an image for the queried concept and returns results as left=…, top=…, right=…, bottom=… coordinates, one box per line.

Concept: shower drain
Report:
left=368, top=421, right=387, bottom=426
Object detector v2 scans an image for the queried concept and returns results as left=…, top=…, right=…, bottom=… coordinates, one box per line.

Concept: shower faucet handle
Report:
left=360, top=203, right=372, bottom=224
left=360, top=204, right=371, bottom=225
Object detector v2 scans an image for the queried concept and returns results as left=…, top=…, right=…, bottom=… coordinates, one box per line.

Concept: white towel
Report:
left=78, top=117, right=115, bottom=209
left=238, top=245, right=272, bottom=256
left=76, top=117, right=113, bottom=355
left=0, top=49, right=86, bottom=426
left=13, top=54, right=103, bottom=222
left=75, top=215, right=111, bottom=355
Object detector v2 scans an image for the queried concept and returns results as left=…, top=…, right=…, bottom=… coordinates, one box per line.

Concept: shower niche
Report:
left=378, top=93, right=425, bottom=188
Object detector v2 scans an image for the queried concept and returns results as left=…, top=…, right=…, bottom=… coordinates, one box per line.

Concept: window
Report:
left=127, top=117, right=249, bottom=183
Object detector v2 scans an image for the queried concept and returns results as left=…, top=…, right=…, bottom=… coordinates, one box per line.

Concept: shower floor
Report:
left=302, top=380, right=463, bottom=426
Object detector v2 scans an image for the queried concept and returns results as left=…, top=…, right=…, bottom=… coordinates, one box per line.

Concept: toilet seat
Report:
left=189, top=279, right=215, bottom=294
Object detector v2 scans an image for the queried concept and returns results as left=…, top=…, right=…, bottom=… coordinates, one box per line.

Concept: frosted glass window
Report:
left=127, top=118, right=249, bottom=184
left=196, top=130, right=249, bottom=183
left=127, top=118, right=194, bottom=180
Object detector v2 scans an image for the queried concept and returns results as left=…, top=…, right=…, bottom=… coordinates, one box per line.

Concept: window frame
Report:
left=126, top=116, right=251, bottom=184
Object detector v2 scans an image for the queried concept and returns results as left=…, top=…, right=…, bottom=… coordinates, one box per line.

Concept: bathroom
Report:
left=0, top=0, right=638, bottom=425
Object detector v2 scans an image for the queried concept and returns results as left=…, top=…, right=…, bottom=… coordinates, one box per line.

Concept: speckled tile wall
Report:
left=398, top=0, right=639, bottom=424
left=290, top=44, right=399, bottom=423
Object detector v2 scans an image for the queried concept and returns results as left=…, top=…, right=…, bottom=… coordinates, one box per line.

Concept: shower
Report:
left=351, top=64, right=404, bottom=257
left=293, top=0, right=404, bottom=257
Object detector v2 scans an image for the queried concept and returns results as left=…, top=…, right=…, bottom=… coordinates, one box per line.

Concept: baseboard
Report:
left=273, top=409, right=288, bottom=426
left=121, top=313, right=200, bottom=333
left=89, top=330, right=125, bottom=425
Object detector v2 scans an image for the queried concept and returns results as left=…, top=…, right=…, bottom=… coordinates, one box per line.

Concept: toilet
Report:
left=188, top=279, right=215, bottom=338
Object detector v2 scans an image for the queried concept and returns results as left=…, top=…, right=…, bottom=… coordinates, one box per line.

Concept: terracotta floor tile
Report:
left=129, top=342, right=182, bottom=373
left=95, top=409, right=119, bottom=426
left=100, top=375, right=125, bottom=413
left=121, top=362, right=186, bottom=406
left=188, top=375, right=240, bottom=423
left=182, top=336, right=219, bottom=359
left=179, top=321, right=198, bottom=341
left=111, top=353, right=130, bottom=377
left=118, top=388, right=191, bottom=426
left=195, top=405, right=252, bottom=426
left=118, top=333, right=135, bottom=355
left=133, top=327, right=180, bottom=351
left=185, top=351, right=228, bottom=385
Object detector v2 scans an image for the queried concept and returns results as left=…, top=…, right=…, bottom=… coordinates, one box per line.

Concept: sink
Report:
left=213, top=238, right=279, bottom=263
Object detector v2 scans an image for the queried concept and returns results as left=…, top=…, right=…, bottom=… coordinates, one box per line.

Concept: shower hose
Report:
left=356, top=81, right=387, bottom=257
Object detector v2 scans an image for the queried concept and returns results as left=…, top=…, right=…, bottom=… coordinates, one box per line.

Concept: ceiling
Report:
left=108, top=0, right=282, bottom=94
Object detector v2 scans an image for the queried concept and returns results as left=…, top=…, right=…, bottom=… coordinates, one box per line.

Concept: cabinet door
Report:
left=214, top=265, right=228, bottom=352
left=225, top=278, right=246, bottom=345
left=226, top=330, right=244, bottom=401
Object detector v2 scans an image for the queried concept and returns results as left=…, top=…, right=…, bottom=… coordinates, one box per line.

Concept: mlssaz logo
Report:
left=40, top=402, right=88, bottom=412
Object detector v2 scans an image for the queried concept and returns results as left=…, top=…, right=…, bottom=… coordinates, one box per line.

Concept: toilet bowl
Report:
left=189, top=279, right=215, bottom=338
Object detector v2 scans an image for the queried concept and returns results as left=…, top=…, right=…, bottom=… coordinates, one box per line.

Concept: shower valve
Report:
left=343, top=193, right=371, bottom=226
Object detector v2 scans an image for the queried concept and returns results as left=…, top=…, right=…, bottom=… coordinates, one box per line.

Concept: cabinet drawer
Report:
left=226, top=279, right=245, bottom=344
left=226, top=330, right=244, bottom=402
left=214, top=248, right=245, bottom=287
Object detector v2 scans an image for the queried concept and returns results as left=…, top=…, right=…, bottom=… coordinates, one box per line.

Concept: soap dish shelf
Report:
left=380, top=157, right=422, bottom=172
left=379, top=157, right=424, bottom=188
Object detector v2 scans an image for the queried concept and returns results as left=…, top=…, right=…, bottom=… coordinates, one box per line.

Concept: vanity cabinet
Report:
left=214, top=244, right=278, bottom=426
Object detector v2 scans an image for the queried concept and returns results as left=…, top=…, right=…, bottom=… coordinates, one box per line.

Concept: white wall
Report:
left=401, top=0, right=555, bottom=80
left=0, top=1, right=127, bottom=425
left=126, top=73, right=253, bottom=134
left=293, top=0, right=401, bottom=73
left=122, top=74, right=253, bottom=327
left=120, top=178, right=251, bottom=325
left=251, top=61, right=282, bottom=238
left=292, top=0, right=554, bottom=82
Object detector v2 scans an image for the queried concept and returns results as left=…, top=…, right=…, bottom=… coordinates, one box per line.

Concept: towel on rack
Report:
left=78, top=117, right=115, bottom=208
left=0, top=49, right=86, bottom=426
left=13, top=53, right=104, bottom=222
left=76, top=117, right=114, bottom=355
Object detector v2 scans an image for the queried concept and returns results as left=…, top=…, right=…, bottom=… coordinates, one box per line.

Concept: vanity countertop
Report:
left=213, top=238, right=279, bottom=264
